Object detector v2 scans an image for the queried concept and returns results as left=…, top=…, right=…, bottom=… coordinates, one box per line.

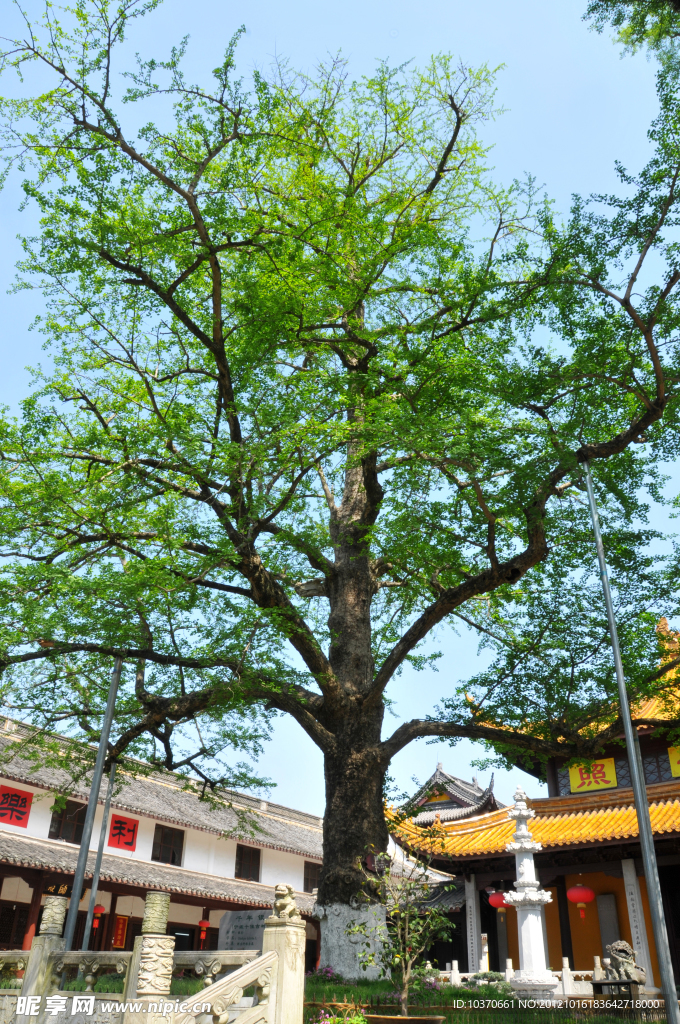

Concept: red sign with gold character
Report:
left=0, top=785, right=33, bottom=827
left=107, top=814, right=139, bottom=851
left=112, top=915, right=128, bottom=949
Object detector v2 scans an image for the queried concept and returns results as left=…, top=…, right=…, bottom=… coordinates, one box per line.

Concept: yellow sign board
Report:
left=668, top=747, right=680, bottom=778
left=569, top=757, right=617, bottom=792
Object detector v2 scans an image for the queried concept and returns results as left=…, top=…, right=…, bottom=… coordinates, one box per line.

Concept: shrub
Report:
left=307, top=966, right=343, bottom=981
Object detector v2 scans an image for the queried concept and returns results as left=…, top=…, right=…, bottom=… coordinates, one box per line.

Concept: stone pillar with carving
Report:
left=20, top=895, right=68, bottom=1004
left=503, top=788, right=559, bottom=1001
left=262, top=884, right=306, bottom=1024
left=123, top=891, right=175, bottom=1001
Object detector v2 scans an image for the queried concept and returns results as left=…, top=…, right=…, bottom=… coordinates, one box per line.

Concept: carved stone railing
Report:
left=171, top=949, right=277, bottom=1024
left=50, top=950, right=132, bottom=991
left=0, top=952, right=27, bottom=990
left=5, top=882, right=305, bottom=1023
left=172, top=951, right=259, bottom=987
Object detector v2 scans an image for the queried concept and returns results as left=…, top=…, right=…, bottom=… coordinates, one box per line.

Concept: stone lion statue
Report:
left=273, top=883, right=301, bottom=920
left=606, top=940, right=646, bottom=983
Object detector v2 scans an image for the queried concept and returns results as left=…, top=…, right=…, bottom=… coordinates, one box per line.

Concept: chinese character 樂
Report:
left=0, top=791, right=28, bottom=821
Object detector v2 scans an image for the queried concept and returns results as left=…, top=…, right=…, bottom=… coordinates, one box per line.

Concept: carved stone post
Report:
left=503, top=788, right=559, bottom=1001
left=262, top=885, right=306, bottom=1024
left=20, top=896, right=68, bottom=1004
left=123, top=891, right=175, bottom=1000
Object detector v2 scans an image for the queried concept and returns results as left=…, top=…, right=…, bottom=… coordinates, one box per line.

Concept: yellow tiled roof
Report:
left=389, top=781, right=680, bottom=860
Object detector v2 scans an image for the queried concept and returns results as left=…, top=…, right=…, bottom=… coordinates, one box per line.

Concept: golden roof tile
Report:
left=389, top=780, right=680, bottom=859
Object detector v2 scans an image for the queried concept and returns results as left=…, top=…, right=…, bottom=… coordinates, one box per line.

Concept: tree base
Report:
left=314, top=903, right=386, bottom=981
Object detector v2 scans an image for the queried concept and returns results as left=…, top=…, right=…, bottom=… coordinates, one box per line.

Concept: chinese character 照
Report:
left=576, top=762, right=611, bottom=788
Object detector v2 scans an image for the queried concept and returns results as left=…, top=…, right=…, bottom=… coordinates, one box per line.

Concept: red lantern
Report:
left=198, top=918, right=211, bottom=949
left=488, top=891, right=510, bottom=909
left=92, top=904, right=106, bottom=930
left=567, top=884, right=595, bottom=918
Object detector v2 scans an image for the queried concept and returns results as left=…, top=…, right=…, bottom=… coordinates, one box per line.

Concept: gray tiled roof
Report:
left=405, top=765, right=502, bottom=824
left=0, top=831, right=316, bottom=911
left=0, top=732, right=322, bottom=861
left=422, top=880, right=465, bottom=910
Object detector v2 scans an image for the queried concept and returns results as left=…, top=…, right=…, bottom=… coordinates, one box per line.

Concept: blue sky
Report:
left=0, top=0, right=670, bottom=814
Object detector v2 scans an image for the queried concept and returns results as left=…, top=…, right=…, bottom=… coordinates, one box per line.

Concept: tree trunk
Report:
left=317, top=716, right=388, bottom=906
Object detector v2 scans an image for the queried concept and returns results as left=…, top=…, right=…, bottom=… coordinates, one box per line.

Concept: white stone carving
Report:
left=263, top=903, right=306, bottom=1024
left=464, top=877, right=482, bottom=972
left=273, top=884, right=301, bottom=920
left=40, top=895, right=68, bottom=936
left=141, top=892, right=171, bottom=935
left=621, top=859, right=657, bottom=992
left=136, top=936, right=175, bottom=996
left=503, top=788, right=559, bottom=1001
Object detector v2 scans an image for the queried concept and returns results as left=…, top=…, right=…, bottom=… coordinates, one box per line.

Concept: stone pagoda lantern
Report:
left=503, top=787, right=559, bottom=1001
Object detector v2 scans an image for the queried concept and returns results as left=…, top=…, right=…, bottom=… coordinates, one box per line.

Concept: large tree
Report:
left=1, top=0, right=680, bottom=922
left=586, top=0, right=680, bottom=52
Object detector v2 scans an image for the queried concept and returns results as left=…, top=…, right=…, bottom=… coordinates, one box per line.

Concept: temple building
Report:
left=391, top=696, right=680, bottom=990
left=0, top=719, right=321, bottom=967
left=406, top=764, right=502, bottom=824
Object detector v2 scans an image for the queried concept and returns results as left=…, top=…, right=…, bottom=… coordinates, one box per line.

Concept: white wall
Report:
left=260, top=848, right=304, bottom=890
left=115, top=895, right=146, bottom=918
left=167, top=903, right=203, bottom=925
left=0, top=775, right=315, bottom=895
left=0, top=877, right=32, bottom=902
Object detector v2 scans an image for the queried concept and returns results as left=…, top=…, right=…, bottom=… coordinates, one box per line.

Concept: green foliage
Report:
left=585, top=0, right=680, bottom=53
left=170, top=975, right=205, bottom=996
left=0, top=0, right=679, bottom=840
left=64, top=973, right=125, bottom=992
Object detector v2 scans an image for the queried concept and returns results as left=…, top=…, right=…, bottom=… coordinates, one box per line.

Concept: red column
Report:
left=102, top=894, right=118, bottom=950
left=22, top=877, right=44, bottom=951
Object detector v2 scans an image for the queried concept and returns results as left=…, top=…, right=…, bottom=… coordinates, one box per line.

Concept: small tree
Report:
left=348, top=842, right=455, bottom=1016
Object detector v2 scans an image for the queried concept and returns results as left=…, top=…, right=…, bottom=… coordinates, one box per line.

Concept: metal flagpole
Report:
left=583, top=461, right=679, bottom=1020
left=62, top=656, right=123, bottom=952
left=80, top=761, right=117, bottom=952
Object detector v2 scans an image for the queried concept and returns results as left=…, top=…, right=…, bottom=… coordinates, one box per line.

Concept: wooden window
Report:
left=48, top=801, right=86, bottom=845
left=304, top=861, right=320, bottom=893
left=0, top=902, right=29, bottom=949
left=151, top=824, right=184, bottom=865
left=235, top=844, right=260, bottom=882
left=643, top=751, right=673, bottom=784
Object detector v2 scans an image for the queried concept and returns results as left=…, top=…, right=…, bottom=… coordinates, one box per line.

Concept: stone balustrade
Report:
left=0, top=956, right=28, bottom=975
left=4, top=883, right=305, bottom=1024
left=49, top=951, right=132, bottom=992
left=172, top=950, right=259, bottom=987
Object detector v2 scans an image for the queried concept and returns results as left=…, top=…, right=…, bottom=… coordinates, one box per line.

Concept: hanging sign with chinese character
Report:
left=107, top=814, right=139, bottom=851
left=568, top=757, right=617, bottom=792
left=0, top=785, right=33, bottom=827
left=43, top=877, right=74, bottom=898
left=668, top=747, right=680, bottom=777
left=112, top=915, right=128, bottom=948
